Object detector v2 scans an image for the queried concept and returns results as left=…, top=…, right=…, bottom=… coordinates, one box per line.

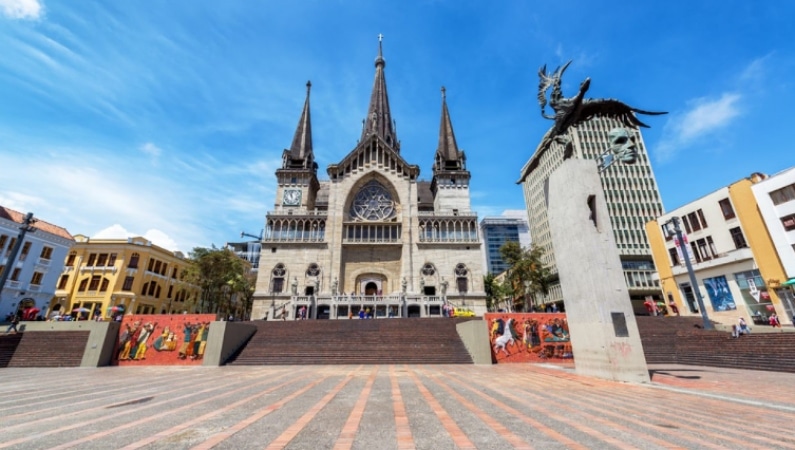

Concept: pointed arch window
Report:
left=455, top=263, right=469, bottom=294
left=272, top=264, right=286, bottom=293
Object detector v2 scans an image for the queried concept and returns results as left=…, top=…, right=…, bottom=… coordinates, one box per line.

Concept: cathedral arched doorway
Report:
left=407, top=305, right=421, bottom=318
left=364, top=282, right=378, bottom=296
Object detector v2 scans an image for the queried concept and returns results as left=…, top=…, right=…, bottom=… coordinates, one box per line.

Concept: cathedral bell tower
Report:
left=276, top=81, right=320, bottom=210
left=430, top=86, right=471, bottom=214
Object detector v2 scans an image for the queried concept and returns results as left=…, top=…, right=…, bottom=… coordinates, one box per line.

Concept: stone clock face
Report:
left=283, top=189, right=302, bottom=206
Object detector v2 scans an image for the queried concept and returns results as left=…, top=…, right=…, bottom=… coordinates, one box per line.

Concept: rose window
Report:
left=350, top=181, right=396, bottom=221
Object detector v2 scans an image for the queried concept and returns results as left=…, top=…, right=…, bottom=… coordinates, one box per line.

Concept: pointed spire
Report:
left=287, top=81, right=314, bottom=164
left=435, top=86, right=463, bottom=170
left=361, top=34, right=399, bottom=150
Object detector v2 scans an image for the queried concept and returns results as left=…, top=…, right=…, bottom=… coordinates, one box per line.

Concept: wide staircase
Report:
left=636, top=316, right=711, bottom=364
left=226, top=318, right=476, bottom=365
left=0, top=331, right=90, bottom=368
left=636, top=316, right=795, bottom=373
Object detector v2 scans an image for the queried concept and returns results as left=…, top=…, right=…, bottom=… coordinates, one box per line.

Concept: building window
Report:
left=148, top=258, right=155, bottom=272
left=306, top=263, right=320, bottom=277
left=89, top=275, right=101, bottom=291
left=455, top=264, right=468, bottom=293
left=718, top=198, right=735, bottom=220
left=687, top=212, right=701, bottom=232
left=30, top=271, right=44, bottom=285
left=707, top=236, right=718, bottom=257
left=730, top=227, right=747, bottom=249
left=40, top=246, right=53, bottom=260
left=770, top=183, right=795, bottom=205
left=697, top=209, right=708, bottom=229
left=122, top=276, right=134, bottom=291
left=58, top=275, right=69, bottom=289
left=97, top=253, right=108, bottom=266
left=87, top=253, right=97, bottom=266
left=10, top=268, right=21, bottom=281
left=682, top=216, right=691, bottom=234
left=696, top=238, right=710, bottom=261
left=167, top=285, right=173, bottom=299
left=109, top=253, right=117, bottom=266
left=689, top=241, right=701, bottom=263
left=272, top=277, right=284, bottom=293
left=78, top=278, right=88, bottom=291
left=0, top=235, right=7, bottom=250
left=142, top=282, right=149, bottom=296
left=129, top=253, right=140, bottom=269
left=66, top=252, right=76, bottom=267
left=782, top=214, right=795, bottom=231
left=100, top=278, right=109, bottom=292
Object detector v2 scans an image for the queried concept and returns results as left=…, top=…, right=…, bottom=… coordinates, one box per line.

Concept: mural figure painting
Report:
left=487, top=313, right=573, bottom=362
left=114, top=314, right=214, bottom=365
left=493, top=318, right=516, bottom=356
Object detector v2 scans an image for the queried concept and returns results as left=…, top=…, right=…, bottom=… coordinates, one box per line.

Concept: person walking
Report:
left=5, top=314, right=20, bottom=334
left=769, top=313, right=781, bottom=328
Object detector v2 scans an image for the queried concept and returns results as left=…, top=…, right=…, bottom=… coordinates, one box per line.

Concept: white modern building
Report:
left=751, top=166, right=795, bottom=316
left=0, top=207, right=74, bottom=320
left=647, top=172, right=792, bottom=326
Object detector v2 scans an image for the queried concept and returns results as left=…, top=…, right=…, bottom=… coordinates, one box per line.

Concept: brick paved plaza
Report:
left=2, top=363, right=795, bottom=449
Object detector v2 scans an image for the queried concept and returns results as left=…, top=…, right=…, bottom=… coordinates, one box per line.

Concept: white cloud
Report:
left=140, top=142, right=162, bottom=157
left=0, top=0, right=42, bottom=19
left=92, top=224, right=179, bottom=252
left=655, top=92, right=742, bottom=162
left=677, top=93, right=741, bottom=141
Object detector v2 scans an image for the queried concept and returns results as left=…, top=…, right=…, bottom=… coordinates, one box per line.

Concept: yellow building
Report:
left=646, top=173, right=791, bottom=326
left=50, top=235, right=201, bottom=319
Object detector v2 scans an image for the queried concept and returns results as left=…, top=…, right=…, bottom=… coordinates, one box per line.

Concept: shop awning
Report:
left=783, top=278, right=795, bottom=286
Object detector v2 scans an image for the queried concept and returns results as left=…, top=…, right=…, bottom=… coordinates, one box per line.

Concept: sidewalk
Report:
left=2, top=363, right=794, bottom=449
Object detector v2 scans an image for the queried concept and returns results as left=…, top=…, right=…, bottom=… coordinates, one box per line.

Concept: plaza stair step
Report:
left=0, top=330, right=89, bottom=368
left=226, top=317, right=475, bottom=365
left=636, top=316, right=795, bottom=373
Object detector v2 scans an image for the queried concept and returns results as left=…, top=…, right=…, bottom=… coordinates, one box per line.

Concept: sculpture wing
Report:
left=578, top=98, right=667, bottom=128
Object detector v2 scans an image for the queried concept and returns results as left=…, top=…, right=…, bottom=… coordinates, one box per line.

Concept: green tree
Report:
left=499, top=241, right=551, bottom=311
left=184, top=247, right=251, bottom=317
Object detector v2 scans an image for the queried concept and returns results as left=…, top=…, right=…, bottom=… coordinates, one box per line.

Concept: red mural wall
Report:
left=113, top=314, right=217, bottom=366
left=485, top=313, right=574, bottom=364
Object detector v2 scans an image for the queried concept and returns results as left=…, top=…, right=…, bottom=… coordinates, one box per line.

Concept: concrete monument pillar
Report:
left=547, top=159, right=650, bottom=383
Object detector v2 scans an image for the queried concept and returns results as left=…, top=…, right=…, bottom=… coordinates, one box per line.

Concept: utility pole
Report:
left=0, top=212, right=37, bottom=306
left=668, top=216, right=713, bottom=330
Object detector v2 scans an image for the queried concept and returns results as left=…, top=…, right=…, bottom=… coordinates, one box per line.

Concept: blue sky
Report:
left=1, top=1, right=793, bottom=252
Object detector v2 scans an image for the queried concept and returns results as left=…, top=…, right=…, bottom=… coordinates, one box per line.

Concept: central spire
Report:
left=361, top=34, right=399, bottom=151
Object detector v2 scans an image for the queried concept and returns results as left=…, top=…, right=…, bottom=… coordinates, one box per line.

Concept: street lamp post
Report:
left=667, top=216, right=713, bottom=330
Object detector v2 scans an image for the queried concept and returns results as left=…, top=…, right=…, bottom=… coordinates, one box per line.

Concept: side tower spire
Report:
left=433, top=86, right=465, bottom=171
left=431, top=86, right=472, bottom=214
left=283, top=81, right=315, bottom=169
left=276, top=81, right=319, bottom=210
left=361, top=34, right=399, bottom=151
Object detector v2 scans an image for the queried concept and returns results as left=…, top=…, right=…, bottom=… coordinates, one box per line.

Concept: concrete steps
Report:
left=0, top=330, right=89, bottom=368
left=226, top=317, right=475, bottom=365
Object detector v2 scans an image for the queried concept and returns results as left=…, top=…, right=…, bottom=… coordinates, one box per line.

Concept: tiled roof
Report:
left=0, top=206, right=74, bottom=241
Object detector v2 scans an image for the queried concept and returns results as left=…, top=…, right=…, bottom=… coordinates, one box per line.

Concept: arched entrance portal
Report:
left=364, top=282, right=378, bottom=296
left=408, top=305, right=421, bottom=318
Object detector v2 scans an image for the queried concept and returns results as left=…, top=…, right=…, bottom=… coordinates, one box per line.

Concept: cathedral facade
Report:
left=251, top=41, right=486, bottom=320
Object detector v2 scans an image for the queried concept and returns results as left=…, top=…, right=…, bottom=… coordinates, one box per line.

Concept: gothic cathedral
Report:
left=251, top=40, right=487, bottom=320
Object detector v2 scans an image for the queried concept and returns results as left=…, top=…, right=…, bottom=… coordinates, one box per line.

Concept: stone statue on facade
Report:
left=401, top=277, right=407, bottom=293
left=331, top=277, right=338, bottom=296
left=440, top=278, right=448, bottom=296
left=291, top=277, right=298, bottom=295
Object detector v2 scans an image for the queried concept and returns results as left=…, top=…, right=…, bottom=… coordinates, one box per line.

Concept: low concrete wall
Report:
left=203, top=321, right=258, bottom=366
left=18, top=321, right=120, bottom=367
left=456, top=319, right=492, bottom=365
